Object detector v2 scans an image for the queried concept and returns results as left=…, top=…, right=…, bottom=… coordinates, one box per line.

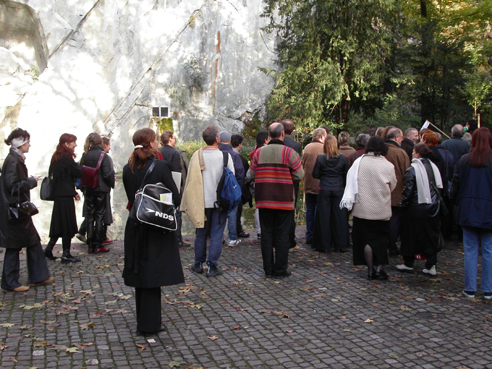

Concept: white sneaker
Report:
left=228, top=239, right=241, bottom=246
left=422, top=265, right=437, bottom=276
left=396, top=264, right=414, bottom=271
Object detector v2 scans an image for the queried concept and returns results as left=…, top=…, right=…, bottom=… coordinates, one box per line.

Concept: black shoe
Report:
left=44, top=247, right=56, bottom=260
left=337, top=249, right=348, bottom=253
left=178, top=242, right=191, bottom=248
left=136, top=327, right=166, bottom=337
left=206, top=265, right=224, bottom=278
left=238, top=232, right=250, bottom=238
left=265, top=274, right=273, bottom=279
left=368, top=268, right=379, bottom=280
left=376, top=268, right=388, bottom=280
left=190, top=262, right=203, bottom=274
left=61, top=254, right=81, bottom=264
left=274, top=271, right=292, bottom=279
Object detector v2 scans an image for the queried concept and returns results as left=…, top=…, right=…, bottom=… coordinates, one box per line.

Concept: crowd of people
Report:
left=1, top=117, right=490, bottom=336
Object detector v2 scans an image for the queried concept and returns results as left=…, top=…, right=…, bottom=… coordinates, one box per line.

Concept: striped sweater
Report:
left=250, top=140, right=304, bottom=210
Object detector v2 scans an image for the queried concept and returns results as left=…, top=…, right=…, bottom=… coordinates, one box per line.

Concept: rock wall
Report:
left=0, top=0, right=277, bottom=174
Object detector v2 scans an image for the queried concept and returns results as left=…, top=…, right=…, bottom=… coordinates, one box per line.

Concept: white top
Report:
left=202, top=148, right=235, bottom=208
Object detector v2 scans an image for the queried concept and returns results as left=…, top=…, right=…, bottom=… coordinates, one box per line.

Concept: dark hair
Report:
left=231, top=134, right=243, bottom=148
left=365, top=136, right=388, bottom=156
left=102, top=137, right=110, bottom=146
left=466, top=119, right=478, bottom=133
left=84, top=132, right=103, bottom=154
left=321, top=125, right=331, bottom=135
left=52, top=133, right=77, bottom=163
left=422, top=129, right=438, bottom=146
left=269, top=123, right=284, bottom=139
left=469, top=128, right=492, bottom=168
left=414, top=143, right=432, bottom=158
left=280, top=119, right=294, bottom=135
left=5, top=128, right=30, bottom=146
left=255, top=131, right=269, bottom=148
left=128, top=128, right=158, bottom=172
left=160, top=130, right=174, bottom=145
left=202, top=125, right=219, bottom=145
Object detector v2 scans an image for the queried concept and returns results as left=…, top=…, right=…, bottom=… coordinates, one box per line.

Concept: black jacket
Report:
left=49, top=153, right=83, bottom=197
left=159, top=145, right=182, bottom=172
left=0, top=149, right=40, bottom=249
left=312, top=154, right=348, bottom=191
left=80, top=147, right=115, bottom=192
left=400, top=158, right=443, bottom=257
left=122, top=157, right=184, bottom=288
left=401, top=138, right=414, bottom=161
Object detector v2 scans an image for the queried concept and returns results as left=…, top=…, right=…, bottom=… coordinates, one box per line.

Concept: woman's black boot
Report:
left=44, top=240, right=57, bottom=260
left=61, top=244, right=81, bottom=264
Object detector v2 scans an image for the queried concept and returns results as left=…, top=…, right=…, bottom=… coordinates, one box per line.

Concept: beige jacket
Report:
left=181, top=148, right=206, bottom=228
left=302, top=141, right=324, bottom=194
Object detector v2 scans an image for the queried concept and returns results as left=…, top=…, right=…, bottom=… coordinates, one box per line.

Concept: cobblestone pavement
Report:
left=0, top=226, right=491, bottom=369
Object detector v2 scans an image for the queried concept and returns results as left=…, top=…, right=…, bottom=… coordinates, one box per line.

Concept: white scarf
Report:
left=411, top=158, right=443, bottom=204
left=10, top=137, right=28, bottom=149
left=340, top=154, right=365, bottom=210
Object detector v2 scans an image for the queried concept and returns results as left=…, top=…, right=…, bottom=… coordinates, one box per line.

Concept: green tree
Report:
left=462, top=65, right=492, bottom=117
left=260, top=0, right=398, bottom=131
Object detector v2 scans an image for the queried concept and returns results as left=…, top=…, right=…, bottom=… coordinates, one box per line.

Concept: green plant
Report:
left=184, top=57, right=205, bottom=95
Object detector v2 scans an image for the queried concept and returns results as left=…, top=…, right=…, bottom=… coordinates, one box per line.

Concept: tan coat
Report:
left=302, top=141, right=324, bottom=195
left=339, top=145, right=356, bottom=157
left=385, top=141, right=410, bottom=206
left=181, top=148, right=206, bottom=228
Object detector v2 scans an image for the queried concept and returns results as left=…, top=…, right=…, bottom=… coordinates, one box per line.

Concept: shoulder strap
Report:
left=222, top=152, right=228, bottom=168
left=95, top=151, right=105, bottom=170
left=139, top=159, right=157, bottom=188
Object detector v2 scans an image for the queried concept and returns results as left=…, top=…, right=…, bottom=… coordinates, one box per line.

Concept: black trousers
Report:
left=135, top=287, right=162, bottom=333
left=175, top=211, right=183, bottom=243
left=1, top=243, right=50, bottom=290
left=85, top=191, right=107, bottom=249
left=236, top=203, right=244, bottom=234
left=388, top=206, right=401, bottom=255
left=312, top=189, right=349, bottom=252
left=259, top=208, right=292, bottom=276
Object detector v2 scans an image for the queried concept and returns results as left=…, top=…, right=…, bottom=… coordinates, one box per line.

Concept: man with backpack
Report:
left=181, top=125, right=235, bottom=278
left=250, top=123, right=304, bottom=279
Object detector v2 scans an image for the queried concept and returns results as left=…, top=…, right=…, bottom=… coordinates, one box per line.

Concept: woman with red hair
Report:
left=45, top=134, right=83, bottom=263
left=452, top=127, right=492, bottom=299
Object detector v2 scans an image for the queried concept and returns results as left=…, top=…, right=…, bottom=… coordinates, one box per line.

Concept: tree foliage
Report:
left=261, top=0, right=492, bottom=133
left=260, top=0, right=399, bottom=131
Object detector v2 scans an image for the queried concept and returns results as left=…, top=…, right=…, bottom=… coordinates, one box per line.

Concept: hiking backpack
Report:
left=214, top=152, right=242, bottom=212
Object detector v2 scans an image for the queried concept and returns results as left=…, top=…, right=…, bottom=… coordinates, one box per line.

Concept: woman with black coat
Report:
left=0, top=128, right=53, bottom=292
left=80, top=133, right=115, bottom=254
left=123, top=128, right=184, bottom=336
left=45, top=134, right=83, bottom=263
left=397, top=143, right=444, bottom=275
left=312, top=135, right=349, bottom=252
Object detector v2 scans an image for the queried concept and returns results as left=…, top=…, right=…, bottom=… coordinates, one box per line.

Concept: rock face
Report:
left=0, top=0, right=277, bottom=173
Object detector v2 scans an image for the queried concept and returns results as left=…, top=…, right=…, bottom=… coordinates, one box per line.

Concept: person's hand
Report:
left=32, top=175, right=42, bottom=181
left=74, top=193, right=81, bottom=201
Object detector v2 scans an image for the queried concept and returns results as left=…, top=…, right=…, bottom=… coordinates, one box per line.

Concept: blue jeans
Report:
left=462, top=226, right=492, bottom=293
left=305, top=193, right=318, bottom=242
left=194, top=208, right=227, bottom=267
left=227, top=205, right=238, bottom=241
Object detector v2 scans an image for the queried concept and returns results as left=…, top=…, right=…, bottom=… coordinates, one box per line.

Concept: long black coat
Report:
left=400, top=158, right=443, bottom=257
left=0, top=149, right=40, bottom=249
left=122, top=157, right=184, bottom=288
left=80, top=147, right=115, bottom=193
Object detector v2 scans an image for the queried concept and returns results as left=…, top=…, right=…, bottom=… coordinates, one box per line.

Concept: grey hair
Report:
left=269, top=123, right=284, bottom=139
left=355, top=133, right=370, bottom=147
left=451, top=124, right=464, bottom=137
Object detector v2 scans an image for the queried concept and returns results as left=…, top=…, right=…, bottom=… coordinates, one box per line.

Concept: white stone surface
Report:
left=1, top=0, right=277, bottom=174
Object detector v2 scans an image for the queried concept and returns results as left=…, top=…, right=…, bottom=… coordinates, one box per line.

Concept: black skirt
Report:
left=49, top=196, right=78, bottom=238
left=352, top=217, right=389, bottom=266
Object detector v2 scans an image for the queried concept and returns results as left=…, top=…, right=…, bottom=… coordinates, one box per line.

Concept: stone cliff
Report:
left=0, top=0, right=277, bottom=173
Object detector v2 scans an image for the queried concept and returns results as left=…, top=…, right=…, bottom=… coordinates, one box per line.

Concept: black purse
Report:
left=129, top=160, right=177, bottom=232
left=40, top=174, right=54, bottom=201
left=8, top=183, right=39, bottom=221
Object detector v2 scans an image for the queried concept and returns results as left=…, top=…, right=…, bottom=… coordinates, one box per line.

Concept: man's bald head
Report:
left=269, top=123, right=284, bottom=140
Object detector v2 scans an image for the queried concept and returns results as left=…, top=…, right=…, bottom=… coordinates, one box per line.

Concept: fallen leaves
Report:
left=0, top=323, right=14, bottom=328
left=136, top=344, right=146, bottom=352
left=20, top=303, right=43, bottom=310
left=208, top=336, right=219, bottom=341
left=169, top=361, right=187, bottom=368
left=364, top=318, right=374, bottom=324
left=79, top=322, right=96, bottom=330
